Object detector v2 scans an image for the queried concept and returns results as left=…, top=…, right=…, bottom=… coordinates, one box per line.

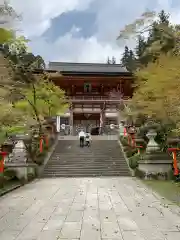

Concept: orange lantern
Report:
left=168, top=148, right=180, bottom=176
left=0, top=151, right=8, bottom=173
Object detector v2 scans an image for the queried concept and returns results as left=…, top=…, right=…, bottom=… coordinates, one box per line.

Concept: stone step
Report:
left=49, top=159, right=126, bottom=162
left=44, top=169, right=129, bottom=172
left=42, top=139, right=129, bottom=178
left=50, top=158, right=124, bottom=161
left=45, top=163, right=128, bottom=167
left=46, top=161, right=128, bottom=165
left=42, top=173, right=130, bottom=177
left=50, top=154, right=124, bottom=157
left=52, top=151, right=123, bottom=154
left=44, top=166, right=129, bottom=170
left=47, top=160, right=127, bottom=166
left=43, top=171, right=130, bottom=176
left=50, top=155, right=125, bottom=158
left=43, top=167, right=129, bottom=172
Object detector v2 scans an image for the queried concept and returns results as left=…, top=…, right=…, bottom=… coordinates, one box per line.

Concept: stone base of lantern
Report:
left=5, top=163, right=37, bottom=183
left=138, top=151, right=172, bottom=176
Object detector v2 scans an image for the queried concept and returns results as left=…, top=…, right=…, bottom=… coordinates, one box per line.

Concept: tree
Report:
left=112, top=56, right=116, bottom=64
left=120, top=46, right=136, bottom=72
left=0, top=0, right=20, bottom=44
left=107, top=57, right=111, bottom=64
left=0, top=102, right=25, bottom=128
left=145, top=11, right=174, bottom=61
left=118, top=10, right=176, bottom=66
left=131, top=54, right=180, bottom=127
left=0, top=32, right=47, bottom=135
left=0, top=28, right=14, bottom=44
left=121, top=46, right=129, bottom=68
left=135, top=35, right=148, bottom=66
left=128, top=50, right=136, bottom=71
left=158, top=10, right=169, bottom=25
left=117, top=10, right=156, bottom=40
left=15, top=78, right=68, bottom=133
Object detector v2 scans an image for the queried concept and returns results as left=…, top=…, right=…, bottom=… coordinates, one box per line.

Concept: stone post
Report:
left=56, top=116, right=60, bottom=133
left=119, top=122, right=124, bottom=137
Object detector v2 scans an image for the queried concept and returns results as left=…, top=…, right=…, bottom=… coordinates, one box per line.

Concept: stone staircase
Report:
left=42, top=139, right=130, bottom=177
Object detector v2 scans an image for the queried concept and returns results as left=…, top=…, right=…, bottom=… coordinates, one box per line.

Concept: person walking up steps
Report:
left=85, top=132, right=92, bottom=147
left=78, top=129, right=86, bottom=147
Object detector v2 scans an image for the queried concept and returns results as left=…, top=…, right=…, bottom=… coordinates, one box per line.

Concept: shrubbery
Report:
left=120, top=136, right=139, bottom=168
left=129, top=154, right=140, bottom=169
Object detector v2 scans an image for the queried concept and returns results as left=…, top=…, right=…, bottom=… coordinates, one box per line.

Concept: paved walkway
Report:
left=0, top=177, right=180, bottom=240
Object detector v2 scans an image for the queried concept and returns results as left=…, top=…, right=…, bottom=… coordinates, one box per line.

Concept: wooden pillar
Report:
left=121, top=80, right=124, bottom=97
left=99, top=102, right=106, bottom=135
left=100, top=84, right=104, bottom=94
left=71, top=85, right=74, bottom=95
left=69, top=105, right=73, bottom=135
left=119, top=79, right=122, bottom=95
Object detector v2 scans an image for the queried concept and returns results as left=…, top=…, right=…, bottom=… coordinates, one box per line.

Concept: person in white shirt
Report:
left=78, top=130, right=86, bottom=147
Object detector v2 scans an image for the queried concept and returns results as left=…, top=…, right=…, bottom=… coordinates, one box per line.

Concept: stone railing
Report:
left=58, top=124, right=117, bottom=136
left=69, top=96, right=130, bottom=103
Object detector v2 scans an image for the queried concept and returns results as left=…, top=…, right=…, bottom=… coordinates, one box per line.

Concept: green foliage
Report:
left=120, top=46, right=136, bottom=72
left=125, top=147, right=137, bottom=158
left=0, top=28, right=14, bottom=44
left=15, top=79, right=68, bottom=129
left=132, top=54, right=180, bottom=128
left=0, top=1, right=54, bottom=170
left=120, top=136, right=128, bottom=146
left=4, top=125, right=26, bottom=134
left=128, top=154, right=140, bottom=169
left=106, top=56, right=116, bottom=64
left=3, top=169, right=17, bottom=180
left=0, top=131, right=6, bottom=144
left=0, top=102, right=25, bottom=128
left=35, top=150, right=47, bottom=165
left=0, top=174, right=5, bottom=188
left=117, top=10, right=156, bottom=40
left=118, top=10, right=177, bottom=69
left=167, top=169, right=176, bottom=181
left=8, top=36, right=29, bottom=55
left=134, top=168, right=145, bottom=178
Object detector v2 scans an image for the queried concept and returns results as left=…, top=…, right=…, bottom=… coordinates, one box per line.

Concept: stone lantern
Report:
left=146, top=129, right=160, bottom=153
left=138, top=124, right=172, bottom=179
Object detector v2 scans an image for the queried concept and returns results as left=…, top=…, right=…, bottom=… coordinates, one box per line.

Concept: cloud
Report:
left=10, top=0, right=93, bottom=37
left=29, top=34, right=122, bottom=63
left=8, top=0, right=180, bottom=63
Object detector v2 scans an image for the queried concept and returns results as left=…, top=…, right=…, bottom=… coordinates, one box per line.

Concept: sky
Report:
left=4, top=0, right=180, bottom=63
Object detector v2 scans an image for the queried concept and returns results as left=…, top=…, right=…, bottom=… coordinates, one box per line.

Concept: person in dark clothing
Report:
left=78, top=130, right=85, bottom=147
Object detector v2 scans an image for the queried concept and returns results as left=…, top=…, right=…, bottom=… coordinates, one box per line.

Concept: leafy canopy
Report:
left=132, top=54, right=180, bottom=124
left=15, top=79, right=68, bottom=120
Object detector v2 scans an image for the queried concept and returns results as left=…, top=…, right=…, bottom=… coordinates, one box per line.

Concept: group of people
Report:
left=78, top=130, right=92, bottom=147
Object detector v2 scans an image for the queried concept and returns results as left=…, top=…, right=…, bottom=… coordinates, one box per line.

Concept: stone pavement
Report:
left=0, top=177, right=180, bottom=240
